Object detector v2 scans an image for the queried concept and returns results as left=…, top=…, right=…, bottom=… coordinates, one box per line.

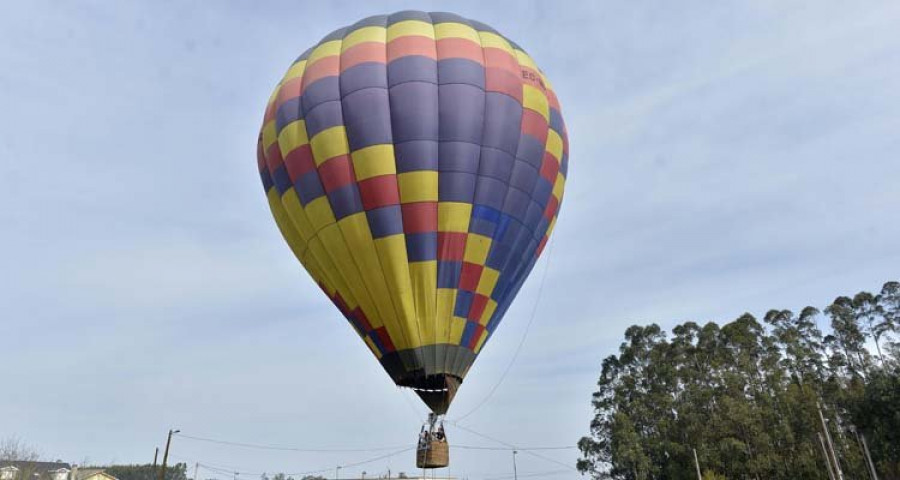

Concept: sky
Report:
left=1, top=1, right=899, bottom=479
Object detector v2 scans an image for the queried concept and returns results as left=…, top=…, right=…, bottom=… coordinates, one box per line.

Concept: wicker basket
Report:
left=416, top=439, right=449, bottom=468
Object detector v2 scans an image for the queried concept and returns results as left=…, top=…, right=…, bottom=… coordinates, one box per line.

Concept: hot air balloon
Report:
left=256, top=11, right=568, bottom=468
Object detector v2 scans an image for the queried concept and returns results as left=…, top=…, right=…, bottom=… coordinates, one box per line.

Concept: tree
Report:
left=579, top=280, right=900, bottom=480
left=0, top=436, right=40, bottom=462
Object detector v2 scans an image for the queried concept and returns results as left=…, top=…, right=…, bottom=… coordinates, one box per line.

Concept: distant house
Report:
left=0, top=462, right=71, bottom=480
left=0, top=464, right=118, bottom=480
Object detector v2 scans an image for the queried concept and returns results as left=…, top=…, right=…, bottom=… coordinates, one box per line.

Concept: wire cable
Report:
left=175, top=432, right=407, bottom=453
left=448, top=421, right=577, bottom=472
left=453, top=240, right=556, bottom=423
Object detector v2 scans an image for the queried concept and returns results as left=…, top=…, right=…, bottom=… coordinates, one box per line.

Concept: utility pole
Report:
left=692, top=448, right=702, bottom=480
left=334, top=466, right=340, bottom=480
left=158, top=429, right=180, bottom=480
left=818, top=433, right=837, bottom=480
left=818, top=403, right=844, bottom=480
left=860, top=433, right=879, bottom=480
left=153, top=447, right=159, bottom=480
left=193, top=463, right=199, bottom=480
left=511, top=450, right=518, bottom=480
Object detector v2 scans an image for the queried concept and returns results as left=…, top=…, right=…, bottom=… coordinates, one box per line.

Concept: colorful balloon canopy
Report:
left=257, top=11, right=568, bottom=413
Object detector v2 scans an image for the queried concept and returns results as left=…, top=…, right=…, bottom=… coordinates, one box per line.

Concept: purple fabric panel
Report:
left=437, top=261, right=462, bottom=288
left=437, top=58, right=485, bottom=89
left=367, top=205, right=404, bottom=238
left=560, top=151, right=569, bottom=177
left=389, top=82, right=439, bottom=143
left=388, top=10, right=433, bottom=24
left=301, top=77, right=340, bottom=115
left=549, top=108, right=564, bottom=136
left=508, top=160, right=538, bottom=193
left=296, top=170, right=325, bottom=206
left=387, top=56, right=438, bottom=87
left=502, top=186, right=530, bottom=222
left=438, top=172, right=476, bottom=202
left=477, top=148, right=515, bottom=182
left=523, top=200, right=543, bottom=232
left=438, top=141, right=479, bottom=173
left=304, top=101, right=344, bottom=139
left=275, top=96, right=302, bottom=132
left=473, top=176, right=507, bottom=210
left=350, top=14, right=388, bottom=29
left=340, top=63, right=388, bottom=97
left=406, top=232, right=438, bottom=261
left=342, top=88, right=393, bottom=151
left=438, top=83, right=484, bottom=145
left=531, top=176, right=553, bottom=208
left=516, top=134, right=545, bottom=169
left=395, top=140, right=438, bottom=172
left=429, top=11, right=467, bottom=24
left=327, top=183, right=364, bottom=219
left=481, top=92, right=522, bottom=156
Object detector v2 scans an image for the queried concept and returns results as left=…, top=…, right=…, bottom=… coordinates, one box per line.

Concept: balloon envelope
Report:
left=257, top=11, right=568, bottom=413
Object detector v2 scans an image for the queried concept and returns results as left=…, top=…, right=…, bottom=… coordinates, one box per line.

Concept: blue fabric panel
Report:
left=304, top=100, right=344, bottom=139
left=340, top=63, right=388, bottom=97
left=482, top=92, right=522, bottom=156
left=327, top=183, right=363, bottom=219
left=390, top=82, right=439, bottom=143
left=438, top=172, right=476, bottom=202
left=406, top=232, right=438, bottom=261
left=295, top=170, right=325, bottom=206
left=395, top=140, right=438, bottom=172
left=437, top=261, right=462, bottom=288
left=439, top=141, right=480, bottom=173
left=342, top=88, right=393, bottom=151
left=438, top=83, right=484, bottom=144
left=367, top=205, right=404, bottom=238
left=387, top=56, right=438, bottom=86
left=438, top=59, right=485, bottom=88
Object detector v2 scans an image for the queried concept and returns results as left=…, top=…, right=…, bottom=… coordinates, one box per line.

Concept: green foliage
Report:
left=578, top=281, right=900, bottom=480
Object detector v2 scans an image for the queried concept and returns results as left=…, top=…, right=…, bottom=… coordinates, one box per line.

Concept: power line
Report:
left=453, top=240, right=556, bottom=423
left=482, top=469, right=571, bottom=480
left=452, top=445, right=575, bottom=452
left=448, top=422, right=577, bottom=472
left=175, top=432, right=407, bottom=453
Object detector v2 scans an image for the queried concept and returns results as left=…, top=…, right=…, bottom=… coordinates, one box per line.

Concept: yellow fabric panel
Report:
left=552, top=173, right=565, bottom=199
left=434, top=22, right=479, bottom=43
left=373, top=234, right=419, bottom=349
left=463, top=234, right=492, bottom=265
left=351, top=144, right=397, bottom=180
left=450, top=316, right=467, bottom=344
left=478, top=31, right=514, bottom=54
left=277, top=120, right=309, bottom=156
left=418, top=281, right=437, bottom=346
left=387, top=20, right=435, bottom=41
left=480, top=299, right=498, bottom=326
left=523, top=85, right=550, bottom=122
left=545, top=129, right=563, bottom=162
left=435, top=288, right=457, bottom=345
left=408, top=261, right=437, bottom=346
left=438, top=202, right=472, bottom=232
left=547, top=216, right=557, bottom=237
left=283, top=60, right=307, bottom=82
left=306, top=40, right=342, bottom=66
left=267, top=188, right=305, bottom=263
left=281, top=188, right=316, bottom=242
left=342, top=26, right=386, bottom=50
left=474, top=330, right=488, bottom=353
left=304, top=196, right=336, bottom=233
left=307, top=236, right=357, bottom=311
left=336, top=212, right=400, bottom=330
left=476, top=267, right=500, bottom=297
left=318, top=223, right=385, bottom=329
left=310, top=126, right=349, bottom=165
left=364, top=336, right=383, bottom=359
left=514, top=49, right=538, bottom=70
left=398, top=171, right=438, bottom=203
left=261, top=121, right=278, bottom=150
